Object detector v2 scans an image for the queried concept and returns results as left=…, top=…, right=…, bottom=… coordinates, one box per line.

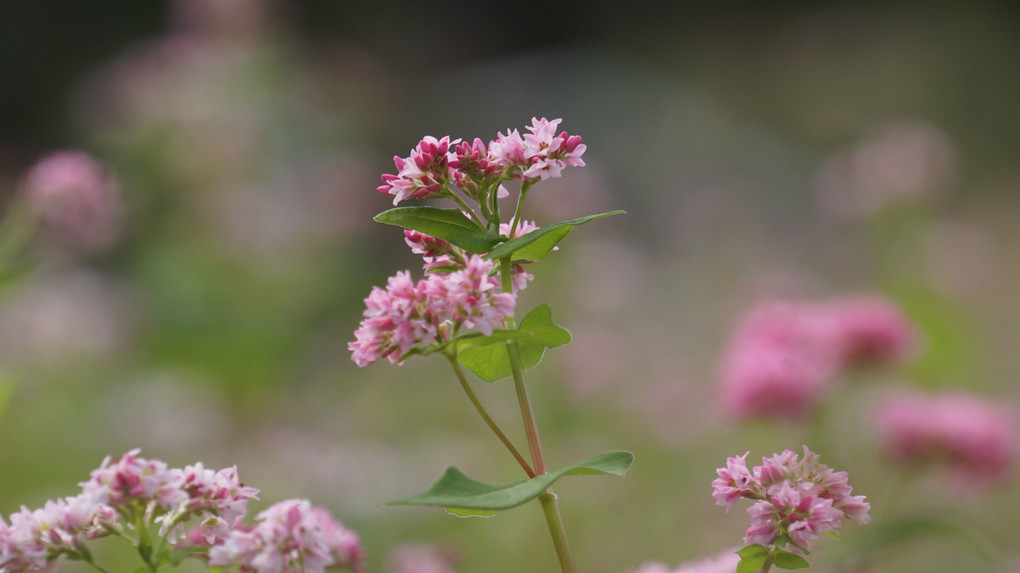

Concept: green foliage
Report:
left=385, top=450, right=634, bottom=516
left=374, top=207, right=502, bottom=254
left=486, top=211, right=626, bottom=261
left=772, top=549, right=809, bottom=569
left=736, top=544, right=769, bottom=573
left=457, top=304, right=571, bottom=382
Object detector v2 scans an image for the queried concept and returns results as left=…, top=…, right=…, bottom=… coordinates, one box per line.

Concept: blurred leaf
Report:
left=773, top=550, right=809, bottom=569
left=457, top=304, right=570, bottom=382
left=736, top=545, right=769, bottom=573
left=486, top=210, right=625, bottom=261
left=385, top=450, right=634, bottom=515
left=825, top=515, right=1005, bottom=568
left=374, top=207, right=501, bottom=254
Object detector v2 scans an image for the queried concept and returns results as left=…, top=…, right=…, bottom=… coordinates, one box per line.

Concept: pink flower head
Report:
left=378, top=136, right=461, bottom=205
left=17, top=150, right=121, bottom=253
left=161, top=462, right=260, bottom=543
left=488, top=129, right=529, bottom=171
left=349, top=258, right=516, bottom=367
left=450, top=138, right=503, bottom=195
left=824, top=296, right=917, bottom=368
left=718, top=301, right=840, bottom=421
left=874, top=390, right=1018, bottom=484
left=208, top=499, right=362, bottom=573
left=81, top=448, right=187, bottom=510
left=489, top=118, right=586, bottom=181
left=713, top=446, right=869, bottom=553
left=404, top=230, right=467, bottom=273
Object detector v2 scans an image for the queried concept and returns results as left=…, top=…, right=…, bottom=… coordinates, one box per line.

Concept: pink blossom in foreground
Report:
left=208, top=499, right=362, bottom=573
left=17, top=150, right=121, bottom=253
left=349, top=257, right=516, bottom=367
left=378, top=136, right=460, bottom=205
left=629, top=548, right=740, bottom=573
left=489, top=117, right=586, bottom=181
left=712, top=446, right=869, bottom=553
left=81, top=448, right=188, bottom=510
left=874, top=390, right=1018, bottom=484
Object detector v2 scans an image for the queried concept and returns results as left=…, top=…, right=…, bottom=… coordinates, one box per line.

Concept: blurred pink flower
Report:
left=718, top=296, right=916, bottom=420
left=629, top=548, right=740, bottom=573
left=386, top=542, right=459, bottom=573
left=718, top=301, right=839, bottom=421
left=17, top=150, right=121, bottom=254
left=873, top=390, right=1018, bottom=484
left=824, top=296, right=917, bottom=368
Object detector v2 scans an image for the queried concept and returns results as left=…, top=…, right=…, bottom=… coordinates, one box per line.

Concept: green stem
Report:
left=540, top=491, right=578, bottom=573
left=509, top=182, right=531, bottom=238
left=759, top=555, right=774, bottom=573
left=447, top=354, right=536, bottom=477
left=499, top=255, right=576, bottom=573
left=444, top=187, right=486, bottom=229
left=84, top=560, right=114, bottom=573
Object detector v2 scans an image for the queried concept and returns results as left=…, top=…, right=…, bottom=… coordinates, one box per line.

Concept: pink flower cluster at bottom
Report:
left=874, top=389, right=1017, bottom=484
left=712, top=446, right=870, bottom=552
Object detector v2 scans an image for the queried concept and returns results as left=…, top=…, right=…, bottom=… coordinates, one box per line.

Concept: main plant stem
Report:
left=500, top=256, right=578, bottom=573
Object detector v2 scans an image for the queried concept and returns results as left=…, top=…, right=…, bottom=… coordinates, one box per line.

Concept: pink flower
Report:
left=208, top=499, right=362, bottom=573
left=713, top=446, right=869, bottom=553
left=874, top=390, right=1018, bottom=484
left=17, top=150, right=121, bottom=253
left=349, top=257, right=516, bottom=367
left=489, top=118, right=586, bottom=181
left=824, top=296, right=917, bottom=367
left=387, top=542, right=459, bottom=573
left=718, top=296, right=916, bottom=421
left=378, top=136, right=461, bottom=205
left=82, top=448, right=187, bottom=510
left=718, top=301, right=839, bottom=421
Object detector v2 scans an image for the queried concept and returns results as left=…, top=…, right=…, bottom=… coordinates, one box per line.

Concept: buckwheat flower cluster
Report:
left=348, top=255, right=516, bottom=367
left=718, top=296, right=916, bottom=421
left=0, top=493, right=112, bottom=572
left=712, top=446, right=870, bottom=553
left=377, top=117, right=586, bottom=206
left=874, top=390, right=1018, bottom=484
left=208, top=499, right=362, bottom=573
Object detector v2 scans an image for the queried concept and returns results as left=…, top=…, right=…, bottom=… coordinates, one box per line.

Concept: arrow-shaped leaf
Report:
left=486, top=210, right=625, bottom=261
left=374, top=207, right=503, bottom=254
left=457, top=304, right=570, bottom=382
left=385, top=450, right=634, bottom=516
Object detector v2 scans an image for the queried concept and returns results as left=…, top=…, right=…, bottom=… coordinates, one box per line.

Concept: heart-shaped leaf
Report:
left=773, top=550, right=809, bottom=569
left=457, top=304, right=570, bottom=382
left=486, top=210, right=625, bottom=261
left=385, top=450, right=634, bottom=516
left=736, top=545, right=769, bottom=573
left=374, top=207, right=502, bottom=254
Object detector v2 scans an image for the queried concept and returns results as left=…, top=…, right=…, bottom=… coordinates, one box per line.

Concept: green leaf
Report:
left=385, top=450, right=634, bottom=516
left=486, top=210, right=625, bottom=261
left=457, top=304, right=571, bottom=382
left=374, top=207, right=502, bottom=254
left=772, top=550, right=809, bottom=569
left=168, top=547, right=207, bottom=567
left=736, top=545, right=769, bottom=573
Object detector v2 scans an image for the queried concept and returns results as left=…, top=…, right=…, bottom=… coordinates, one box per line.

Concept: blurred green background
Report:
left=1, top=1, right=1018, bottom=572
